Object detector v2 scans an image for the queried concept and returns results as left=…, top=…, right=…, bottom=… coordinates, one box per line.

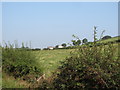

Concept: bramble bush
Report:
left=39, top=27, right=120, bottom=89
left=52, top=27, right=120, bottom=89
left=2, top=43, right=42, bottom=82
left=53, top=43, right=120, bottom=89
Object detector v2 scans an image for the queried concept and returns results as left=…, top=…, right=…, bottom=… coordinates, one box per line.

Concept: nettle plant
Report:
left=53, top=26, right=120, bottom=89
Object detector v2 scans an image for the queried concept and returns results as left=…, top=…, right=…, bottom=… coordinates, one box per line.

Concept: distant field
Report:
left=98, top=36, right=120, bottom=44
left=33, top=49, right=74, bottom=77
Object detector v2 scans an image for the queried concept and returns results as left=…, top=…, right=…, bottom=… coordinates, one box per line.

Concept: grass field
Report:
left=33, top=49, right=73, bottom=77
left=98, top=36, right=120, bottom=44
left=0, top=68, right=1, bottom=89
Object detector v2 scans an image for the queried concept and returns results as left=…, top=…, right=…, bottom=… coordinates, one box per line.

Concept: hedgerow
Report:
left=53, top=43, right=120, bottom=89
left=52, top=27, right=120, bottom=89
left=2, top=44, right=42, bottom=82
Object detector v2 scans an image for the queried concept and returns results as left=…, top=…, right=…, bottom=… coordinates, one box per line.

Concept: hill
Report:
left=98, top=35, right=120, bottom=44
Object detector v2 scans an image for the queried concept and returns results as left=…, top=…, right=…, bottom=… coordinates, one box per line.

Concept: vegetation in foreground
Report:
left=2, top=72, right=27, bottom=88
left=51, top=43, right=120, bottom=89
left=2, top=44, right=42, bottom=88
left=38, top=28, right=120, bottom=89
left=2, top=45, right=72, bottom=88
left=1, top=27, right=120, bottom=89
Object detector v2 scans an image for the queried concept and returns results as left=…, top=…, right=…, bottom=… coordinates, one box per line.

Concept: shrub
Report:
left=52, top=27, right=120, bottom=89
left=2, top=44, right=42, bottom=81
left=82, top=38, right=88, bottom=44
left=53, top=42, right=120, bottom=89
left=61, top=43, right=67, bottom=47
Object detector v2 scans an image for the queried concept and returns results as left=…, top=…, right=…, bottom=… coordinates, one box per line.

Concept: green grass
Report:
left=0, top=46, right=2, bottom=89
left=33, top=49, right=73, bottom=77
left=0, top=69, right=2, bottom=89
left=98, top=36, right=120, bottom=44
left=2, top=72, right=27, bottom=88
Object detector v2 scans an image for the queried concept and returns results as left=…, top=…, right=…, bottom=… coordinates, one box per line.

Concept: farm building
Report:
left=47, top=46, right=54, bottom=50
left=58, top=45, right=64, bottom=48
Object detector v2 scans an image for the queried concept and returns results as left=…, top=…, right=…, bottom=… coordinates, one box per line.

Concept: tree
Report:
left=61, top=43, right=67, bottom=47
left=71, top=40, right=76, bottom=46
left=21, top=42, right=25, bottom=48
left=102, top=35, right=112, bottom=40
left=55, top=45, right=59, bottom=48
left=76, top=40, right=81, bottom=46
left=71, top=40, right=81, bottom=46
left=43, top=48, right=49, bottom=50
left=71, top=34, right=81, bottom=46
left=82, top=38, right=88, bottom=44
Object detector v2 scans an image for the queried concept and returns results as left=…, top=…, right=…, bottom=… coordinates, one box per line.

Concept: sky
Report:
left=0, top=2, right=2, bottom=44
left=118, top=1, right=120, bottom=36
left=2, top=2, right=118, bottom=48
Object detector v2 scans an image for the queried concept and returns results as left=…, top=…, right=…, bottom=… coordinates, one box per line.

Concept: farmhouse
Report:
left=58, top=45, right=64, bottom=48
left=47, top=46, right=54, bottom=50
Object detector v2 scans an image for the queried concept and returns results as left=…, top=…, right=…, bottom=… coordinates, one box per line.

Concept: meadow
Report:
left=32, top=49, right=73, bottom=77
